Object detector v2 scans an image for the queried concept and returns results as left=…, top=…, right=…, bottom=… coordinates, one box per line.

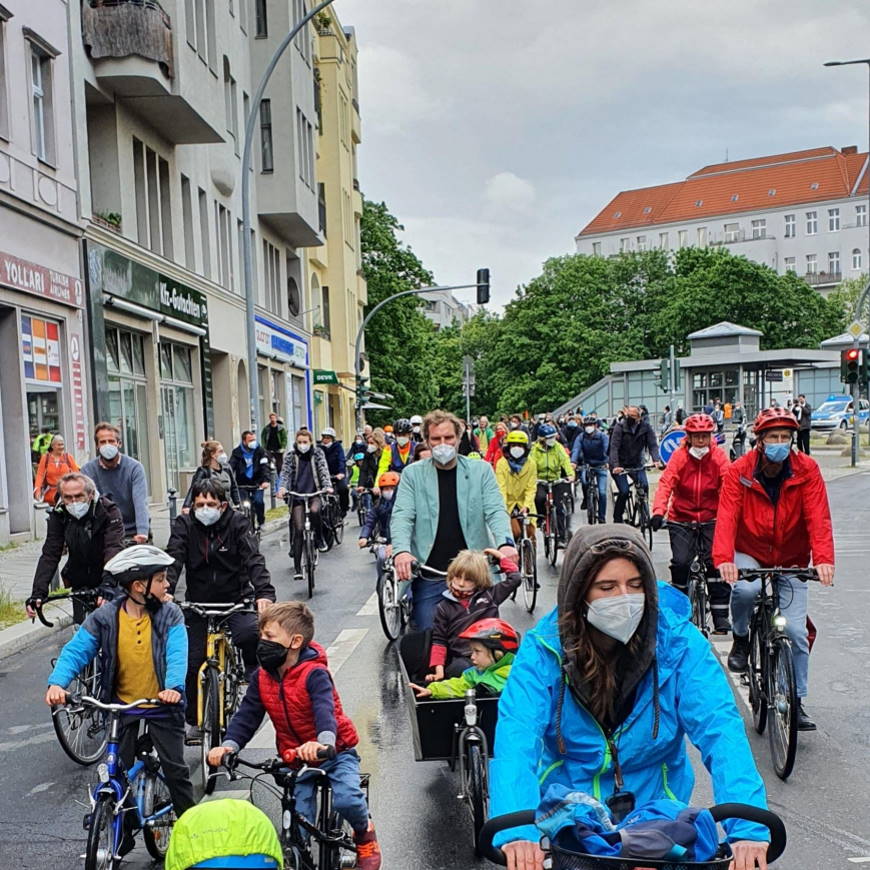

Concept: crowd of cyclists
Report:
left=25, top=396, right=835, bottom=869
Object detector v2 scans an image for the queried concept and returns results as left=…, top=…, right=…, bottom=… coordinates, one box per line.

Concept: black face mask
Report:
left=257, top=639, right=290, bottom=671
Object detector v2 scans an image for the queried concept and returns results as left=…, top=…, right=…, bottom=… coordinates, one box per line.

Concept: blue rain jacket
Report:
left=490, top=582, right=767, bottom=847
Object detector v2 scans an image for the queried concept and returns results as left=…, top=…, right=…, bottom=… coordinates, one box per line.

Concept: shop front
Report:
left=255, top=315, right=312, bottom=435
left=86, top=242, right=212, bottom=498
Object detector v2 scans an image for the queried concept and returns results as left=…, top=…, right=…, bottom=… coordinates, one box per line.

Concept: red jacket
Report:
left=652, top=444, right=729, bottom=523
left=712, top=449, right=834, bottom=568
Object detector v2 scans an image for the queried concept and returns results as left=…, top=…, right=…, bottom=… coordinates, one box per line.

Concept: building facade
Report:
left=0, top=1, right=90, bottom=542
left=576, top=146, right=870, bottom=295
left=306, top=8, right=365, bottom=442
left=420, top=288, right=474, bottom=330
left=69, top=0, right=322, bottom=500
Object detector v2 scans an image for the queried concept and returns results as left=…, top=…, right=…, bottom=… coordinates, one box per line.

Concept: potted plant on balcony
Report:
left=93, top=211, right=122, bottom=233
left=313, top=323, right=330, bottom=339
left=316, top=12, right=332, bottom=35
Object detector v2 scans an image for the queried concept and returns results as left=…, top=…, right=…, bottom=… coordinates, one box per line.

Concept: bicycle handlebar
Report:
left=63, top=694, right=168, bottom=712
left=179, top=599, right=256, bottom=618
left=613, top=465, right=656, bottom=474
left=223, top=746, right=336, bottom=776
left=410, top=561, right=448, bottom=577
left=536, top=478, right=572, bottom=487
left=663, top=519, right=717, bottom=530
left=29, top=588, right=100, bottom=627
left=737, top=567, right=821, bottom=582
left=284, top=489, right=330, bottom=500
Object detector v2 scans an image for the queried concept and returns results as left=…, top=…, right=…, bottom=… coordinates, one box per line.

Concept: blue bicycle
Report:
left=75, top=695, right=177, bottom=869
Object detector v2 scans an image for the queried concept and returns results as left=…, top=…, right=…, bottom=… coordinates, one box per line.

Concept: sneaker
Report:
left=354, top=821, right=382, bottom=870
left=797, top=703, right=817, bottom=731
left=184, top=723, right=203, bottom=746
left=712, top=612, right=731, bottom=634
left=293, top=572, right=304, bottom=582
left=727, top=633, right=750, bottom=673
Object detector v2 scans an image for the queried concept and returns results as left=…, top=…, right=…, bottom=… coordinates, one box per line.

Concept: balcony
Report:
left=804, top=271, right=842, bottom=287
left=81, top=0, right=223, bottom=144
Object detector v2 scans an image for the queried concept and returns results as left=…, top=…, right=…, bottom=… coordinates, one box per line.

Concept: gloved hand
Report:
left=650, top=514, right=665, bottom=532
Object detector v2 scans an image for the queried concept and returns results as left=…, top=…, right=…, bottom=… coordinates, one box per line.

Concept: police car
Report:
left=810, top=394, right=870, bottom=431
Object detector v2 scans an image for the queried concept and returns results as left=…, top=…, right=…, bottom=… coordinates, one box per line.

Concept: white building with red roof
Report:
left=575, top=145, right=869, bottom=294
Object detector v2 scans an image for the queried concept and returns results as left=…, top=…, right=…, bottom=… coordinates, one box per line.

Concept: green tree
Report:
left=828, top=273, right=869, bottom=320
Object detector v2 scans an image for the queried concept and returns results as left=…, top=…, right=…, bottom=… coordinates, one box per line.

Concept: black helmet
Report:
left=394, top=418, right=413, bottom=435
left=582, top=415, right=598, bottom=426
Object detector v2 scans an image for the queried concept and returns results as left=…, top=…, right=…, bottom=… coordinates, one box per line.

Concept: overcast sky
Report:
left=337, top=0, right=870, bottom=308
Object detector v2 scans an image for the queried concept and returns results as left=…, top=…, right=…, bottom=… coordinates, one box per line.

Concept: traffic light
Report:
left=476, top=268, right=490, bottom=305
left=657, top=358, right=669, bottom=392
left=863, top=349, right=870, bottom=388
left=842, top=348, right=861, bottom=384
left=673, top=358, right=682, bottom=390
left=356, top=377, right=371, bottom=402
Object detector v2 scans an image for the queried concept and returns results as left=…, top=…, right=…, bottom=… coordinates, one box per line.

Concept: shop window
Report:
left=160, top=340, right=197, bottom=489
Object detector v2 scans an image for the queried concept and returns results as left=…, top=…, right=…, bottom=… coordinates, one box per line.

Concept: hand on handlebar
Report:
left=296, top=741, right=331, bottom=763
left=502, top=840, right=545, bottom=870
left=816, top=563, right=835, bottom=586
left=394, top=551, right=414, bottom=581
left=277, top=487, right=286, bottom=500
left=207, top=745, right=234, bottom=768
left=255, top=598, right=272, bottom=614
left=357, top=538, right=368, bottom=549
left=613, top=466, right=624, bottom=476
left=730, top=839, right=770, bottom=870
left=157, top=689, right=182, bottom=704
left=719, top=562, right=739, bottom=585
left=650, top=514, right=664, bottom=532
left=45, top=684, right=68, bottom=706
left=26, top=598, right=41, bottom=620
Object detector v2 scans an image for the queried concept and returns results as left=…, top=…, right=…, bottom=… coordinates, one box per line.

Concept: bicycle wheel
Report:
left=377, top=569, right=402, bottom=641
left=332, top=503, right=344, bottom=545
left=638, top=500, right=653, bottom=550
left=84, top=793, right=119, bottom=870
left=224, top=647, right=247, bottom=724
left=748, top=616, right=767, bottom=735
left=466, top=743, right=489, bottom=855
left=521, top=538, right=537, bottom=614
left=305, top=533, right=317, bottom=598
left=51, top=661, right=108, bottom=765
left=587, top=484, right=598, bottom=526
left=142, top=772, right=175, bottom=859
left=201, top=669, right=221, bottom=795
left=688, top=570, right=709, bottom=637
left=768, top=639, right=798, bottom=780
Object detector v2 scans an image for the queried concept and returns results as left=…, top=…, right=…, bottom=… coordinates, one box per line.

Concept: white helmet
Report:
left=105, top=544, right=174, bottom=587
left=321, top=427, right=336, bottom=438
left=410, top=414, right=423, bottom=425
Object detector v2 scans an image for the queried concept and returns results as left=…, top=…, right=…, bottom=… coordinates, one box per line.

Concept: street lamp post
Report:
left=825, top=58, right=870, bottom=462
left=241, top=0, right=336, bottom=437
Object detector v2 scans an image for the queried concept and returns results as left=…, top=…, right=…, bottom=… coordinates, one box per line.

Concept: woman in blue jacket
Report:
left=490, top=525, right=769, bottom=870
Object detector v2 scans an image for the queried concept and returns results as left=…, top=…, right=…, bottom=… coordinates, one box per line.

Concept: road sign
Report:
left=764, top=370, right=784, bottom=383
left=659, top=429, right=686, bottom=464
left=848, top=320, right=864, bottom=339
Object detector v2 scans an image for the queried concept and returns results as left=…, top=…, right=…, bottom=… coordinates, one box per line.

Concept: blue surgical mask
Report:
left=764, top=442, right=790, bottom=463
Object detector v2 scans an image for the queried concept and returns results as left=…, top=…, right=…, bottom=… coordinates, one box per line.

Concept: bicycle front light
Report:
left=773, top=614, right=788, bottom=631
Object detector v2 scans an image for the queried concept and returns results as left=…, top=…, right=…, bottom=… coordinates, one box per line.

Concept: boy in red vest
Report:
left=208, top=601, right=381, bottom=869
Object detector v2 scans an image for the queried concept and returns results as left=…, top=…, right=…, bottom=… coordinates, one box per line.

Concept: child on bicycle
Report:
left=207, top=601, right=381, bottom=870
left=411, top=618, right=519, bottom=699
left=45, top=545, right=196, bottom=853
left=357, top=471, right=399, bottom=585
left=427, top=548, right=522, bottom=680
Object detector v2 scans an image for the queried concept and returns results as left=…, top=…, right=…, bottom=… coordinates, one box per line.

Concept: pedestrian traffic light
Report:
left=657, top=358, right=669, bottom=392
left=476, top=268, right=490, bottom=305
left=841, top=347, right=861, bottom=384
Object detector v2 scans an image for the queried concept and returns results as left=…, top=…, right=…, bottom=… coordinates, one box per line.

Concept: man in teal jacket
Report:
left=392, top=409, right=516, bottom=629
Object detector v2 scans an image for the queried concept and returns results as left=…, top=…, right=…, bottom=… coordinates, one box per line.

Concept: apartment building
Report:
left=576, top=146, right=870, bottom=295
left=71, top=0, right=323, bottom=497
left=0, top=1, right=89, bottom=542
left=305, top=7, right=365, bottom=441
left=421, top=288, right=474, bottom=330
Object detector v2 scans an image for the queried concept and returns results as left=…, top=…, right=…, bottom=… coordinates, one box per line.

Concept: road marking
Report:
left=327, top=628, right=369, bottom=674
left=356, top=592, right=378, bottom=617
left=848, top=858, right=870, bottom=864
left=26, top=781, right=53, bottom=796
left=0, top=729, right=60, bottom=753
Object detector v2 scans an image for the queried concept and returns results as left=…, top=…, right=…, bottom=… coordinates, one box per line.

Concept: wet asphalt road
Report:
left=1, top=473, right=870, bottom=869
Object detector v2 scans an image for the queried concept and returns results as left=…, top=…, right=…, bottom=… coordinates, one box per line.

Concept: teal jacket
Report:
left=390, top=455, right=514, bottom=561
left=490, top=584, right=767, bottom=846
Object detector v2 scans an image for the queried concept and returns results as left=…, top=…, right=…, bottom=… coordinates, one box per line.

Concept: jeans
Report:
left=294, top=748, right=369, bottom=835
left=581, top=466, right=608, bottom=522
left=666, top=523, right=730, bottom=621
left=612, top=469, right=648, bottom=523
left=730, top=552, right=810, bottom=698
left=411, top=576, right=447, bottom=630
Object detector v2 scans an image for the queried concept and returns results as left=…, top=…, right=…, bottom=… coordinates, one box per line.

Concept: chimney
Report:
left=842, top=145, right=858, bottom=155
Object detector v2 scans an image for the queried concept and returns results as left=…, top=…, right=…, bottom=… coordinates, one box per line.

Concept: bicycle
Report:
left=510, top=508, right=538, bottom=614
left=238, top=485, right=261, bottom=538
left=370, top=537, right=411, bottom=642
left=217, top=746, right=370, bottom=870
left=355, top=487, right=374, bottom=527
left=614, top=466, right=654, bottom=549
left=665, top=520, right=721, bottom=638
left=33, top=590, right=108, bottom=765
left=74, top=695, right=177, bottom=869
left=285, top=490, right=329, bottom=598
left=579, top=463, right=608, bottom=527
left=179, top=599, right=254, bottom=794
left=739, top=566, right=820, bottom=781
left=321, top=482, right=345, bottom=549
left=537, top=478, right=572, bottom=568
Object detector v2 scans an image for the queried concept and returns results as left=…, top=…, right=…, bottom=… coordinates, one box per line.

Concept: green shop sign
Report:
left=313, top=369, right=339, bottom=385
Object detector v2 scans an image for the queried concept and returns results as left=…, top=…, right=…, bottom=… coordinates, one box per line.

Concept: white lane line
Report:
left=248, top=719, right=277, bottom=750
left=356, top=592, right=378, bottom=617
left=327, top=628, right=369, bottom=674
left=848, top=858, right=870, bottom=864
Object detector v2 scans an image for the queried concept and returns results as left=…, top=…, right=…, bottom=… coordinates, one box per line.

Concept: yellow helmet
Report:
left=504, top=430, right=529, bottom=446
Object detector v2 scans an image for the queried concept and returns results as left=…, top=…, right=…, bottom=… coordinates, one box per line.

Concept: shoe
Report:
left=580, top=498, right=588, bottom=510
left=318, top=541, right=329, bottom=553
left=727, top=633, right=750, bottom=673
left=184, top=723, right=203, bottom=746
left=293, top=572, right=304, bottom=582
left=797, top=703, right=817, bottom=731
left=712, top=612, right=731, bottom=634
left=354, top=821, right=382, bottom=870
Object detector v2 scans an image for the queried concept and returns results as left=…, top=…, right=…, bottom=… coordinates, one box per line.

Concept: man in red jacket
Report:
left=651, top=414, right=731, bottom=631
left=713, top=407, right=835, bottom=732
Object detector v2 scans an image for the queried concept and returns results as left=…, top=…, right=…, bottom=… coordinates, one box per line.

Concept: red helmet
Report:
left=753, top=407, right=799, bottom=435
left=683, top=413, right=715, bottom=434
left=458, top=618, right=520, bottom=654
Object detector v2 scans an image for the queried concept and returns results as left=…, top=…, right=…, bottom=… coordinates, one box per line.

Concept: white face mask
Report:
left=195, top=506, right=221, bottom=526
left=380, top=489, right=395, bottom=501
left=66, top=500, right=90, bottom=520
left=216, top=452, right=228, bottom=464
left=99, top=444, right=119, bottom=461
left=586, top=593, right=645, bottom=644
left=366, top=443, right=377, bottom=453
left=689, top=446, right=710, bottom=460
left=431, top=443, right=456, bottom=466
left=584, top=426, right=596, bottom=435
left=545, top=436, right=557, bottom=447
left=412, top=425, right=421, bottom=433
left=509, top=445, right=526, bottom=459
left=396, top=436, right=409, bottom=447
left=296, top=442, right=311, bottom=453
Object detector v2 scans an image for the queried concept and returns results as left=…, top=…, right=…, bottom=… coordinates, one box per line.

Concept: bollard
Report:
left=168, top=488, right=178, bottom=521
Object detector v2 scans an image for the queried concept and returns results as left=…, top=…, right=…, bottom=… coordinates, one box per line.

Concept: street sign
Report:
left=848, top=320, right=864, bottom=339
left=659, top=429, right=686, bottom=464
left=764, top=370, right=784, bottom=382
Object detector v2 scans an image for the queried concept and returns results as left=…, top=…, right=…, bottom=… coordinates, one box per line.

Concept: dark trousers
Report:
left=667, top=523, right=730, bottom=619
left=183, top=610, right=259, bottom=725
left=268, top=450, right=284, bottom=476
left=333, top=477, right=350, bottom=515
left=291, top=497, right=322, bottom=571
left=119, top=715, right=195, bottom=817
left=535, top=482, right=571, bottom=539
left=612, top=469, right=648, bottom=523
left=240, top=486, right=265, bottom=525
left=797, top=429, right=811, bottom=455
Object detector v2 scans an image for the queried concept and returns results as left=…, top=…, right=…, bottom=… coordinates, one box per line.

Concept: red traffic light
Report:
left=847, top=348, right=860, bottom=361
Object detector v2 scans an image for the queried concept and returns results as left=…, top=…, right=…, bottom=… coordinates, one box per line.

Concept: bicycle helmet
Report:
left=458, top=618, right=520, bottom=654
left=538, top=423, right=557, bottom=439
left=320, top=427, right=336, bottom=438
left=394, top=418, right=413, bottom=435
left=377, top=471, right=401, bottom=488
left=504, top=430, right=529, bottom=445
left=383, top=424, right=394, bottom=433
left=753, top=407, right=799, bottom=434
left=410, top=414, right=423, bottom=426
left=582, top=415, right=598, bottom=426
left=104, top=544, right=174, bottom=587
left=683, top=413, right=716, bottom=434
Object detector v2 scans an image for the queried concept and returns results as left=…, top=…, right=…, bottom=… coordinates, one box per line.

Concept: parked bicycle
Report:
left=665, top=520, right=722, bottom=637
left=510, top=508, right=538, bottom=614
left=613, top=466, right=654, bottom=549
left=179, top=599, right=253, bottom=793
left=216, top=746, right=370, bottom=870
left=536, top=478, right=572, bottom=568
left=740, top=566, right=820, bottom=780
left=285, top=490, right=329, bottom=598
left=32, top=590, right=107, bottom=765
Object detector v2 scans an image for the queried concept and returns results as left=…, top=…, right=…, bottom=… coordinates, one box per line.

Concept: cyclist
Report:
left=358, top=471, right=399, bottom=584
left=27, top=471, right=124, bottom=624
left=410, top=413, right=425, bottom=443
left=530, top=423, right=575, bottom=544
left=609, top=405, right=663, bottom=524
left=570, top=415, right=609, bottom=523
left=277, top=429, right=333, bottom=579
left=561, top=415, right=582, bottom=452
left=46, top=544, right=196, bottom=838
left=376, top=418, right=417, bottom=477
left=651, top=413, right=731, bottom=632
left=319, top=427, right=350, bottom=517
left=356, top=429, right=385, bottom=498
left=182, top=440, right=240, bottom=513
left=489, top=526, right=769, bottom=870
left=713, top=407, right=835, bottom=732
left=484, top=420, right=509, bottom=468
left=166, top=478, right=276, bottom=744
left=495, top=429, right=537, bottom=542
left=229, top=430, right=271, bottom=531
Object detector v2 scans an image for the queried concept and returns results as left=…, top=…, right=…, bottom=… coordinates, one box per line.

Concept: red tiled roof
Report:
left=579, top=146, right=870, bottom=237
